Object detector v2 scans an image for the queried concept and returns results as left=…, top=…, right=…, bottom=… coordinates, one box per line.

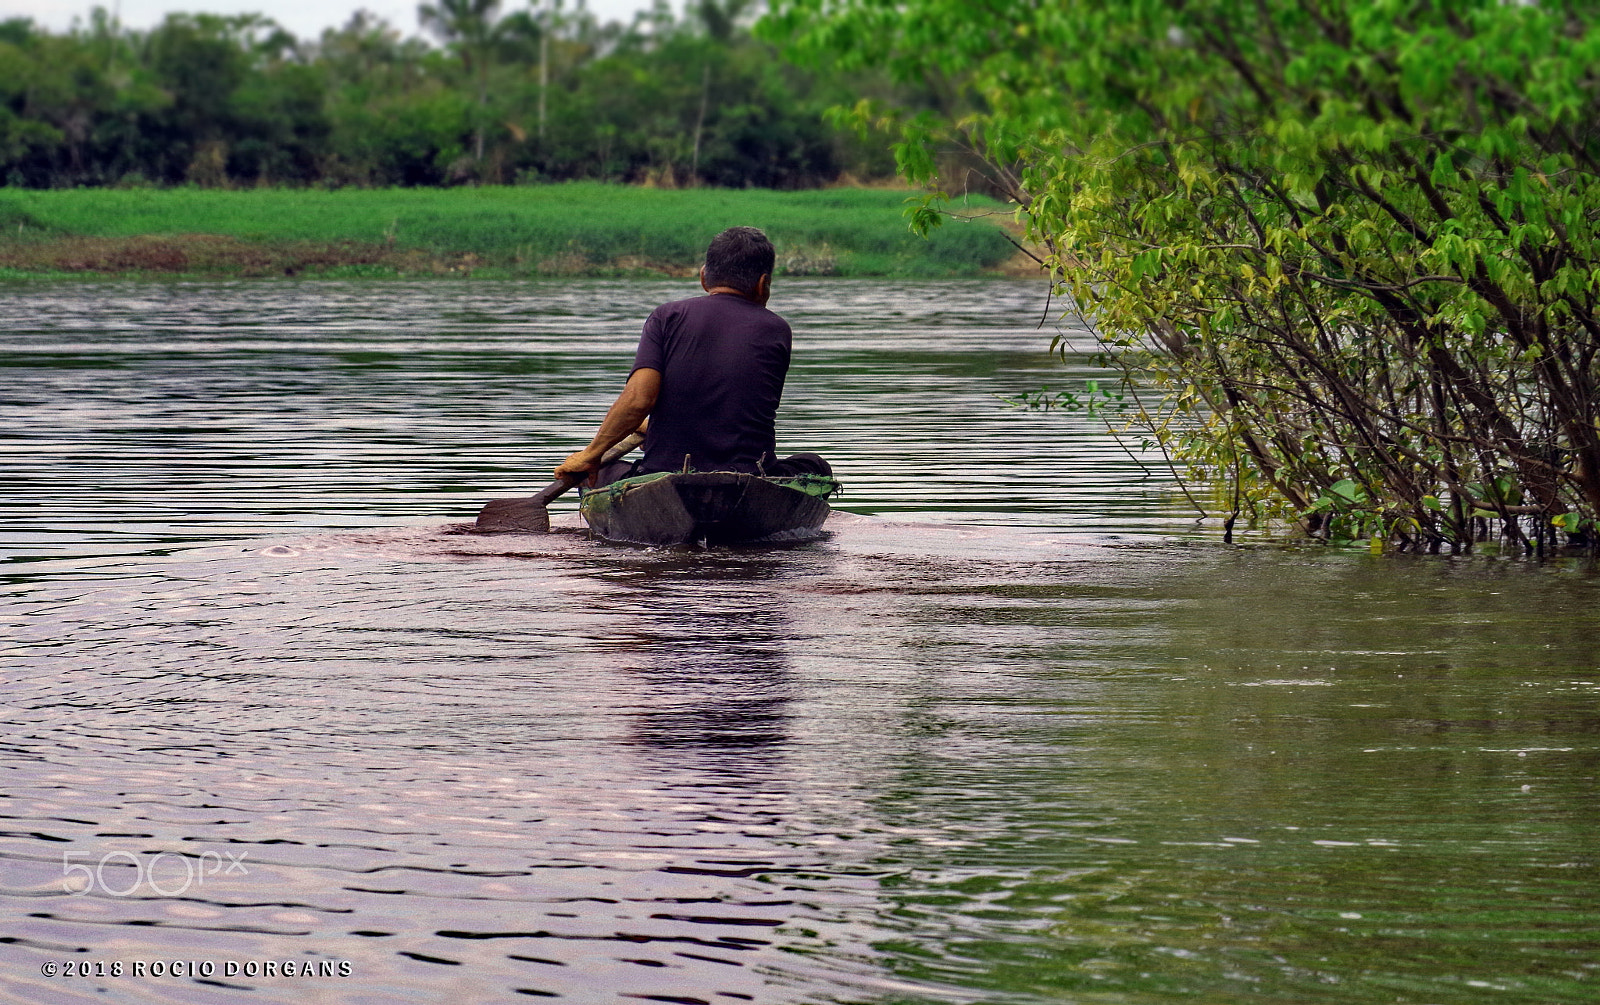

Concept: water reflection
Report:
left=3, top=281, right=1598, bottom=1005
left=600, top=557, right=799, bottom=760
left=849, top=546, right=1600, bottom=1004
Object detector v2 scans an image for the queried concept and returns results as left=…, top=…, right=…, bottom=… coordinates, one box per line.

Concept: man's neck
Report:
left=699, top=269, right=771, bottom=306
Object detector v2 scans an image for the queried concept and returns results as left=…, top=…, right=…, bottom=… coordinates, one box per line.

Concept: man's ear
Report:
left=755, top=272, right=772, bottom=304
left=699, top=265, right=711, bottom=292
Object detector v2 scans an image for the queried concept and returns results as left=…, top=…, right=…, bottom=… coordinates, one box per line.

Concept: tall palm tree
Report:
left=417, top=0, right=503, bottom=161
left=689, top=0, right=751, bottom=182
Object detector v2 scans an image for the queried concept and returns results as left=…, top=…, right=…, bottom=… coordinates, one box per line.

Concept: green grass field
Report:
left=0, top=184, right=1022, bottom=278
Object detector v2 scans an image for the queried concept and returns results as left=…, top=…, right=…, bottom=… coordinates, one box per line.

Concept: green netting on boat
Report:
left=775, top=473, right=842, bottom=498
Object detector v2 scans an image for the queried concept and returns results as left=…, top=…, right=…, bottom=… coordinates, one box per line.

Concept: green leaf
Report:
left=1328, top=478, right=1365, bottom=504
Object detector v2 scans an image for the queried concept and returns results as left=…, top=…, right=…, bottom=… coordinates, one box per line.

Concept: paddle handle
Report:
left=531, top=430, right=646, bottom=507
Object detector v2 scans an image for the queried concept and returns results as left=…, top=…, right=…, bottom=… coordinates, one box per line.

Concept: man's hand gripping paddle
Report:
left=473, top=431, right=645, bottom=533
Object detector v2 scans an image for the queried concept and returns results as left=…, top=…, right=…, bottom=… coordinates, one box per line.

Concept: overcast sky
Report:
left=10, top=0, right=656, bottom=41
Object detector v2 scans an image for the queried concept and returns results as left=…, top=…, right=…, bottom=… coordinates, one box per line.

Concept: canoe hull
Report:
left=579, top=471, right=837, bottom=547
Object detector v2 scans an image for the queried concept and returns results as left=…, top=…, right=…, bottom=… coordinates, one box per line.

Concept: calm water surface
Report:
left=2, top=279, right=1597, bottom=1004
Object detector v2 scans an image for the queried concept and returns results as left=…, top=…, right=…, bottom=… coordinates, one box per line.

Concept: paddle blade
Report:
left=471, top=430, right=642, bottom=534
left=474, top=497, right=552, bottom=533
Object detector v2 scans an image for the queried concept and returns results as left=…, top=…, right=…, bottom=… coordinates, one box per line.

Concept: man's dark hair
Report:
left=703, top=226, right=775, bottom=294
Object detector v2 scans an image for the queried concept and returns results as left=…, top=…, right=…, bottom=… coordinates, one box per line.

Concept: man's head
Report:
left=701, top=226, right=775, bottom=301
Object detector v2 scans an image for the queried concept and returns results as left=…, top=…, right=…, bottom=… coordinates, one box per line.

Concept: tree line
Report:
left=0, top=1, right=899, bottom=189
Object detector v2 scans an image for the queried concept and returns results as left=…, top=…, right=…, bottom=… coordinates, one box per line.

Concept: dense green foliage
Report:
left=0, top=183, right=1016, bottom=276
left=0, top=3, right=896, bottom=189
left=770, top=0, right=1600, bottom=552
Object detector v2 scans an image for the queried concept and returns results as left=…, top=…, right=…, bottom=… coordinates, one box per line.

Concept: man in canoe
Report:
left=554, top=226, right=831, bottom=486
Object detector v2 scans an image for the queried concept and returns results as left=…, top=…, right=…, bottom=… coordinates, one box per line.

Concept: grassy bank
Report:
left=0, top=184, right=1024, bottom=279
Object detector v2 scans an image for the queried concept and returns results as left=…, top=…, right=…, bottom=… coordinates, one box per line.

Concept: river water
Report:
left=2, top=279, right=1596, bottom=1005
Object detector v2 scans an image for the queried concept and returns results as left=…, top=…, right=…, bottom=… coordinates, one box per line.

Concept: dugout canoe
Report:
left=578, top=471, right=840, bottom=547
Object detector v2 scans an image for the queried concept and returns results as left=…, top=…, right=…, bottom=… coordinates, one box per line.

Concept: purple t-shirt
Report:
left=631, top=292, right=792, bottom=475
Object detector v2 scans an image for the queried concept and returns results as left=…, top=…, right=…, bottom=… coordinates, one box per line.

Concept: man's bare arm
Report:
left=553, top=367, right=660, bottom=480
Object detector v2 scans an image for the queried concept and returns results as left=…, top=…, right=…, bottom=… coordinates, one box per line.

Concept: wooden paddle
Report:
left=473, top=431, right=645, bottom=533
